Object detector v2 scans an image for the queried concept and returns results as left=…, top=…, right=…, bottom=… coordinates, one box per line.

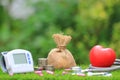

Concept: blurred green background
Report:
left=0, top=0, right=120, bottom=65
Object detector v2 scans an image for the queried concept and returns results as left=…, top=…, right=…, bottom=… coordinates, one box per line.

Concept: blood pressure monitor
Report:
left=0, top=49, right=34, bottom=75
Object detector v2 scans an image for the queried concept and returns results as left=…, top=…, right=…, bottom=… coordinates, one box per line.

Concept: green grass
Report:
left=0, top=65, right=120, bottom=80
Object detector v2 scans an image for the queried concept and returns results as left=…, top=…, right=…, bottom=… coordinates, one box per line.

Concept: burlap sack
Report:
left=47, top=34, right=76, bottom=69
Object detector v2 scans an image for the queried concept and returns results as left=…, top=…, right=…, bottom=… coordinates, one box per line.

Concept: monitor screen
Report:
left=13, top=53, right=27, bottom=64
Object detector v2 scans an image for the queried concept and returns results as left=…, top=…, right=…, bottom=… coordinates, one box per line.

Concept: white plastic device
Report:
left=0, top=49, right=34, bottom=75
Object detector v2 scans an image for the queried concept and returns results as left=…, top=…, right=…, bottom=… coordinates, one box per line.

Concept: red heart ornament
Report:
left=89, top=45, right=116, bottom=67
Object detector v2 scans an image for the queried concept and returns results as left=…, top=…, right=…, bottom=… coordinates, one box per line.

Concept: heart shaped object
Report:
left=89, top=45, right=116, bottom=67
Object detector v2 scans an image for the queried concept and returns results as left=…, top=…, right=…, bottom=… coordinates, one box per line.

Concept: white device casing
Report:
left=4, top=49, right=34, bottom=74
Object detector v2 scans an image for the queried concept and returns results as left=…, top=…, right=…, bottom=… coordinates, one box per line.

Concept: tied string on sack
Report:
left=52, top=34, right=72, bottom=52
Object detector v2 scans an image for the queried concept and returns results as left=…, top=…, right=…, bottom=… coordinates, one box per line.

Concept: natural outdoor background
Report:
left=0, top=0, right=120, bottom=65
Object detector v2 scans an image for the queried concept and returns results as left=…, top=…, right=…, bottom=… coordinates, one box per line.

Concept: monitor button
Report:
left=29, top=61, right=31, bottom=64
left=27, top=54, right=30, bottom=57
left=28, top=57, right=30, bottom=60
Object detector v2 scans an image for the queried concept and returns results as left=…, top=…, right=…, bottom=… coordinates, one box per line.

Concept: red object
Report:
left=46, top=70, right=54, bottom=74
left=35, top=71, right=43, bottom=76
left=89, top=45, right=116, bottom=67
left=35, top=71, right=42, bottom=74
left=77, top=73, right=86, bottom=76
